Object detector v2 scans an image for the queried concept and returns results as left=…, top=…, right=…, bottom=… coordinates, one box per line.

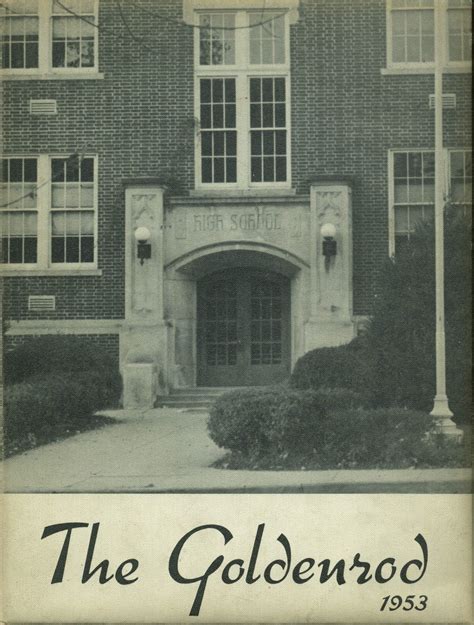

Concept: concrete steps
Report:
left=155, top=387, right=244, bottom=411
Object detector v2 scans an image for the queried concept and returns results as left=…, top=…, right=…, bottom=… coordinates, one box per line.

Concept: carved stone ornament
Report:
left=316, top=191, right=343, bottom=225
left=132, top=194, right=157, bottom=223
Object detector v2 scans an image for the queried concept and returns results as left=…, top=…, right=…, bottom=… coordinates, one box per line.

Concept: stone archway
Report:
left=164, top=245, right=306, bottom=389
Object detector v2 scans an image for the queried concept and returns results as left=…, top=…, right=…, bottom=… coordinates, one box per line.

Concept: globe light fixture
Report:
left=321, top=222, right=337, bottom=258
left=134, top=226, right=151, bottom=265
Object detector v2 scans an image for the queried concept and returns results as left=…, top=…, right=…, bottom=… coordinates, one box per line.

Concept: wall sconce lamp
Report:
left=321, top=222, right=337, bottom=269
left=134, top=226, right=151, bottom=265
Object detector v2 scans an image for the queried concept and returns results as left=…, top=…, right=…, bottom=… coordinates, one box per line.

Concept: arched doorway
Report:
left=197, top=268, right=291, bottom=386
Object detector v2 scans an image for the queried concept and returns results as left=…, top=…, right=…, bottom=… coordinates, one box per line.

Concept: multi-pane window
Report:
left=199, top=12, right=235, bottom=65
left=249, top=12, right=285, bottom=64
left=449, top=150, right=472, bottom=214
left=0, top=158, right=38, bottom=263
left=250, top=77, right=287, bottom=182
left=52, top=0, right=95, bottom=68
left=0, top=0, right=98, bottom=72
left=51, top=157, right=95, bottom=263
left=195, top=9, right=290, bottom=188
left=200, top=78, right=237, bottom=183
left=390, top=0, right=435, bottom=64
left=251, top=281, right=282, bottom=365
left=392, top=150, right=435, bottom=251
left=0, top=0, right=39, bottom=69
left=447, top=0, right=472, bottom=62
left=387, top=0, right=472, bottom=66
left=0, top=154, right=96, bottom=268
left=204, top=281, right=238, bottom=366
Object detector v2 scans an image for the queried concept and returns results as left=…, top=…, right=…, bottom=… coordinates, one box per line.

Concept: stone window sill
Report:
left=2, top=72, right=104, bottom=81
left=1, top=269, right=103, bottom=277
left=190, top=187, right=296, bottom=197
left=381, top=66, right=471, bottom=76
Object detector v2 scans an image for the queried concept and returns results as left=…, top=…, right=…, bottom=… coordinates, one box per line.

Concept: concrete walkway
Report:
left=2, top=408, right=471, bottom=493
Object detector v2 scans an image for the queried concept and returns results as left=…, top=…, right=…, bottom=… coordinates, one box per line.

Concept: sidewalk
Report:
left=2, top=408, right=471, bottom=493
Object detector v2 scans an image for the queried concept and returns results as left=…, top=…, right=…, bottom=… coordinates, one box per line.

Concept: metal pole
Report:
left=430, top=0, right=461, bottom=439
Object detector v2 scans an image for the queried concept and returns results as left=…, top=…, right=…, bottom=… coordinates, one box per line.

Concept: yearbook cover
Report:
left=1, top=0, right=472, bottom=623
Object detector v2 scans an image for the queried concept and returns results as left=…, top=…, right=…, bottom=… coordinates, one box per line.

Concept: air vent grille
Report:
left=28, top=295, right=56, bottom=311
left=429, top=94, right=456, bottom=109
left=29, top=99, right=58, bottom=115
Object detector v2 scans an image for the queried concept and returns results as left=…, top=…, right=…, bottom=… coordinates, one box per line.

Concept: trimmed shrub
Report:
left=289, top=338, right=374, bottom=402
left=319, top=407, right=435, bottom=469
left=211, top=394, right=467, bottom=470
left=290, top=211, right=471, bottom=422
left=3, top=372, right=115, bottom=455
left=208, top=387, right=327, bottom=457
left=4, top=335, right=122, bottom=408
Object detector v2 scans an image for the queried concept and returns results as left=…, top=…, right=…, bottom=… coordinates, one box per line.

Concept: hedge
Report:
left=208, top=387, right=327, bottom=457
left=208, top=388, right=467, bottom=469
left=4, top=335, right=122, bottom=408
left=3, top=372, right=116, bottom=456
left=290, top=338, right=373, bottom=402
left=3, top=336, right=122, bottom=457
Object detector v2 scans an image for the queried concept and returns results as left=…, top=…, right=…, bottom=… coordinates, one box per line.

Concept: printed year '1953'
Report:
left=380, top=595, right=428, bottom=611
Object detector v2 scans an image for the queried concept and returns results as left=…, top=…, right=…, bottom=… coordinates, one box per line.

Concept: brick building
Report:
left=1, top=0, right=471, bottom=407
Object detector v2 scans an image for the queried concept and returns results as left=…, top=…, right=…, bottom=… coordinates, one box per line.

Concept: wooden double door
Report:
left=197, top=269, right=291, bottom=387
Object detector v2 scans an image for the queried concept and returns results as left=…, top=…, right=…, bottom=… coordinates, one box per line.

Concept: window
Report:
left=200, top=78, right=237, bottom=183
left=199, top=12, right=235, bottom=65
left=390, top=0, right=434, bottom=65
left=194, top=9, right=290, bottom=188
left=50, top=156, right=95, bottom=262
left=447, top=0, right=472, bottom=63
left=250, top=77, right=287, bottom=182
left=0, top=0, right=39, bottom=69
left=0, top=157, right=38, bottom=264
left=0, top=154, right=97, bottom=269
left=249, top=12, right=285, bottom=64
left=389, top=148, right=472, bottom=254
left=1, top=0, right=98, bottom=73
left=449, top=149, right=472, bottom=214
left=387, top=0, right=472, bottom=68
left=52, top=0, right=95, bottom=68
left=391, top=150, right=435, bottom=253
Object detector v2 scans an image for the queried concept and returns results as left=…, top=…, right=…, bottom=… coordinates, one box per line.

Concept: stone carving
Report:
left=132, top=194, right=156, bottom=223
left=316, top=191, right=343, bottom=225
left=174, top=212, right=187, bottom=239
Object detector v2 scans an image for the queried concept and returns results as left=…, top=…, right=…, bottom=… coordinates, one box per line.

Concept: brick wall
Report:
left=290, top=0, right=472, bottom=312
left=2, top=0, right=472, bottom=320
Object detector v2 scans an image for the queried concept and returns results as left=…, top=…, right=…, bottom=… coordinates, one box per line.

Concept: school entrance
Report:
left=197, top=268, right=291, bottom=387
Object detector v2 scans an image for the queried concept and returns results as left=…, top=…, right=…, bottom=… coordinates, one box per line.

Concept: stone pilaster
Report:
left=121, top=184, right=167, bottom=408
left=305, top=181, right=354, bottom=350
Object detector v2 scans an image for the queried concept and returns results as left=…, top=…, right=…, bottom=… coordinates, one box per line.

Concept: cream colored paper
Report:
left=2, top=494, right=472, bottom=623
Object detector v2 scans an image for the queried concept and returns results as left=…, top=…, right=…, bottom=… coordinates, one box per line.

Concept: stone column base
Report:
left=123, top=363, right=156, bottom=409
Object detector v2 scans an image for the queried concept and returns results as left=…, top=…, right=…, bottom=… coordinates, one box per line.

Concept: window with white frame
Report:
left=447, top=0, right=472, bottom=62
left=449, top=149, right=472, bottom=213
left=386, top=0, right=472, bottom=68
left=0, top=157, right=38, bottom=263
left=390, top=148, right=472, bottom=253
left=195, top=10, right=290, bottom=188
left=391, top=150, right=435, bottom=252
left=0, top=154, right=97, bottom=268
left=0, top=0, right=98, bottom=73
